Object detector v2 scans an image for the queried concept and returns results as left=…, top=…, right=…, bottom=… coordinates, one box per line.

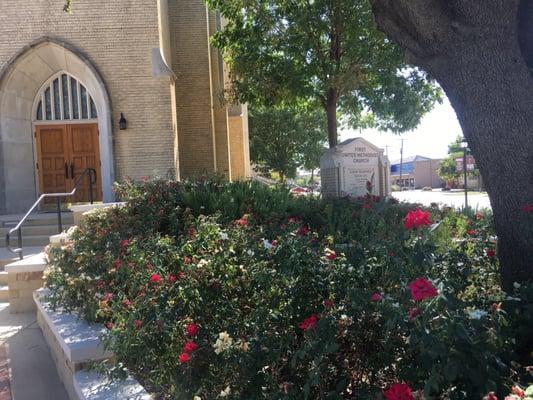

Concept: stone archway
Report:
left=0, top=38, right=114, bottom=214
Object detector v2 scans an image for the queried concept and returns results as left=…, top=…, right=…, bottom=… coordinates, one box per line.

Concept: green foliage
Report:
left=249, top=105, right=327, bottom=180
left=438, top=136, right=479, bottom=182
left=45, top=179, right=531, bottom=399
left=206, top=0, right=441, bottom=146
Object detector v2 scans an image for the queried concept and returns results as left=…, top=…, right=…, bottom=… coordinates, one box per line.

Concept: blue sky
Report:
left=340, top=96, right=463, bottom=163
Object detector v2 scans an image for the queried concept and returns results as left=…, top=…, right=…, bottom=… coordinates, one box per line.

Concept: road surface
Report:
left=392, top=189, right=491, bottom=210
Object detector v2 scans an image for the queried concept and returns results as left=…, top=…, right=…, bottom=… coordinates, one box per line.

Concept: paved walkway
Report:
left=0, top=303, right=68, bottom=400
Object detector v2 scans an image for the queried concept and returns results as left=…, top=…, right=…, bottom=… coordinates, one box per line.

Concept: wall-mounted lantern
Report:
left=119, top=113, right=127, bottom=130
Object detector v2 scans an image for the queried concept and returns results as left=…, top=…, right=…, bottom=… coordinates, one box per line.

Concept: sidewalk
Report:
left=0, top=302, right=68, bottom=400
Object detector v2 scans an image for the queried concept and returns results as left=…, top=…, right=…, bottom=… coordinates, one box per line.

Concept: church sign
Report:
left=320, top=138, right=391, bottom=198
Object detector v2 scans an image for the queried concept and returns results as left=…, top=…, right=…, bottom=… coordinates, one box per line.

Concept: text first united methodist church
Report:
left=0, top=0, right=251, bottom=215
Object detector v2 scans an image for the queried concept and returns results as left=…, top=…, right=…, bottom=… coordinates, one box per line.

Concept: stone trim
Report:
left=34, top=289, right=151, bottom=400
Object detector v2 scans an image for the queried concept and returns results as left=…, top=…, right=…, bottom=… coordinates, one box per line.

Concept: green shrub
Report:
left=45, top=179, right=531, bottom=399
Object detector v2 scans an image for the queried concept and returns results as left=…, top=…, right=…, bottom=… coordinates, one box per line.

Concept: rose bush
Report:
left=45, top=179, right=532, bottom=399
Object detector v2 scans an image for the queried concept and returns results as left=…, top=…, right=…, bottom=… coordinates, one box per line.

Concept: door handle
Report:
left=70, top=163, right=75, bottom=180
left=65, top=163, right=69, bottom=179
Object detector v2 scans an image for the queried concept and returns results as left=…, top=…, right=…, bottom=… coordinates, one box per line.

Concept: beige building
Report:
left=0, top=0, right=251, bottom=215
left=390, top=156, right=443, bottom=189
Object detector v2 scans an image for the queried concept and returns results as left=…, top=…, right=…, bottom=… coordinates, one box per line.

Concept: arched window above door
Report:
left=35, top=72, right=98, bottom=121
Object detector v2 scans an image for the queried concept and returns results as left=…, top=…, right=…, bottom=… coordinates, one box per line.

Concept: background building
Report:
left=0, top=0, right=251, bottom=214
left=390, top=155, right=443, bottom=189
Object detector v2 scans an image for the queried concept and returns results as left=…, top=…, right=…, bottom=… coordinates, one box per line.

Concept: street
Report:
left=392, top=189, right=492, bottom=210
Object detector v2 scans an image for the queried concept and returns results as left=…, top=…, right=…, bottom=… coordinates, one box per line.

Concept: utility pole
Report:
left=399, top=139, right=405, bottom=189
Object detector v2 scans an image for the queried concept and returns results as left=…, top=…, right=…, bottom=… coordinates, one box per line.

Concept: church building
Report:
left=0, top=0, right=251, bottom=215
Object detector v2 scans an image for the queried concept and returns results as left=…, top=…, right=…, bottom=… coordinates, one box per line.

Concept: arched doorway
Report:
left=0, top=38, right=114, bottom=214
left=33, top=72, right=102, bottom=203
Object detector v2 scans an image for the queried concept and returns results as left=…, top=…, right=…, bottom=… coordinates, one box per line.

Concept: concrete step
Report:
left=1, top=213, right=74, bottom=228
left=1, top=224, right=73, bottom=237
left=0, top=271, right=7, bottom=285
left=1, top=235, right=53, bottom=248
left=0, top=285, right=8, bottom=301
left=0, top=247, right=44, bottom=268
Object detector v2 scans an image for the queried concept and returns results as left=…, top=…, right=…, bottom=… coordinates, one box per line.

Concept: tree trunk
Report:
left=371, top=0, right=533, bottom=288
left=325, top=88, right=338, bottom=148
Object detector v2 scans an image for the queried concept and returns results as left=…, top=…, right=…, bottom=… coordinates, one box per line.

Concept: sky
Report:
left=339, top=96, right=464, bottom=163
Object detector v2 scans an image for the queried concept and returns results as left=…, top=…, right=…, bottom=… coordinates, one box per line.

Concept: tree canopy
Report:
left=249, top=105, right=327, bottom=181
left=437, top=136, right=477, bottom=182
left=206, top=0, right=441, bottom=148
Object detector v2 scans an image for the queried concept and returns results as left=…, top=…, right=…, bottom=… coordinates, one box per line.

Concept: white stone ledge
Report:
left=70, top=202, right=126, bottom=214
left=34, top=288, right=112, bottom=363
left=34, top=288, right=152, bottom=399
left=74, top=370, right=152, bottom=400
left=5, top=252, right=47, bottom=273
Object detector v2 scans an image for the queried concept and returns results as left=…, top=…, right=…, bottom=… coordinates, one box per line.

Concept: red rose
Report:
left=521, top=203, right=533, bottom=213
left=483, top=392, right=498, bottom=400
left=403, top=209, right=431, bottom=230
left=467, top=229, right=477, bottom=235
left=383, top=383, right=414, bottom=400
left=323, top=299, right=335, bottom=309
left=486, top=248, right=496, bottom=257
left=186, top=323, right=199, bottom=337
left=149, top=273, right=162, bottom=283
left=103, top=292, right=113, bottom=301
left=113, top=259, right=122, bottom=269
left=187, top=228, right=197, bottom=239
left=183, top=341, right=198, bottom=353
left=511, top=386, right=525, bottom=397
left=178, top=271, right=186, bottom=280
left=408, top=307, right=422, bottom=321
left=134, top=319, right=142, bottom=329
left=122, top=298, right=132, bottom=308
left=408, top=278, right=438, bottom=302
left=168, top=275, right=177, bottom=283
left=178, top=352, right=190, bottom=364
left=297, top=225, right=309, bottom=236
left=298, top=314, right=318, bottom=331
left=371, top=292, right=382, bottom=302
left=235, top=217, right=248, bottom=226
left=120, top=239, right=130, bottom=251
left=325, top=250, right=337, bottom=260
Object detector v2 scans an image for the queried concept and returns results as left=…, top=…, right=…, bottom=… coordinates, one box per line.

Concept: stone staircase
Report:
left=0, top=212, right=74, bottom=304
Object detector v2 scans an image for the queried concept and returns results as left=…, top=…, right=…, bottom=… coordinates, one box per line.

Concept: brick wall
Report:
left=0, top=0, right=176, bottom=182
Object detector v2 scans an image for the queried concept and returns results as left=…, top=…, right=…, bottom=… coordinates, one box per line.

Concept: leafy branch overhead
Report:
left=207, top=0, right=441, bottom=147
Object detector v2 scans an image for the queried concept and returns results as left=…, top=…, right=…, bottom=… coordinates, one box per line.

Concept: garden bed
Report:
left=43, top=179, right=532, bottom=399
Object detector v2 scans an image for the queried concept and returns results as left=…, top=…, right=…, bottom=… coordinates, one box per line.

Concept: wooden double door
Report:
left=35, top=124, right=102, bottom=203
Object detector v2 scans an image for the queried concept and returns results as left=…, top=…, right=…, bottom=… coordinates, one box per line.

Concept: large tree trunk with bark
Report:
left=370, top=0, right=533, bottom=288
left=325, top=88, right=338, bottom=148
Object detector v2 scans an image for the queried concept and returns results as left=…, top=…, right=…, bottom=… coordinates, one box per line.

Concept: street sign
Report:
left=455, top=155, right=475, bottom=173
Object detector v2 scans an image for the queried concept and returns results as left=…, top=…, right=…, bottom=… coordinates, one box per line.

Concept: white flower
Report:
left=193, top=397, right=202, bottom=400
left=220, top=386, right=231, bottom=397
left=466, top=309, right=488, bottom=320
left=213, top=331, right=233, bottom=354
left=263, top=239, right=273, bottom=250
left=247, top=249, right=255, bottom=256
left=197, top=259, right=209, bottom=268
left=513, top=282, right=521, bottom=289
left=219, top=232, right=229, bottom=241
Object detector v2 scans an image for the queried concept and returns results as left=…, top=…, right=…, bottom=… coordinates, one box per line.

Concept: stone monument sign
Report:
left=320, top=137, right=391, bottom=198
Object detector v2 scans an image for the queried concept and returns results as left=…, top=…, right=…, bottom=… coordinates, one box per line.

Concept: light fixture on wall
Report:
left=119, top=113, right=127, bottom=130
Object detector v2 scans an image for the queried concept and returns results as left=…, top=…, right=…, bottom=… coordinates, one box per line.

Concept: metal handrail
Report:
left=5, top=168, right=97, bottom=260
